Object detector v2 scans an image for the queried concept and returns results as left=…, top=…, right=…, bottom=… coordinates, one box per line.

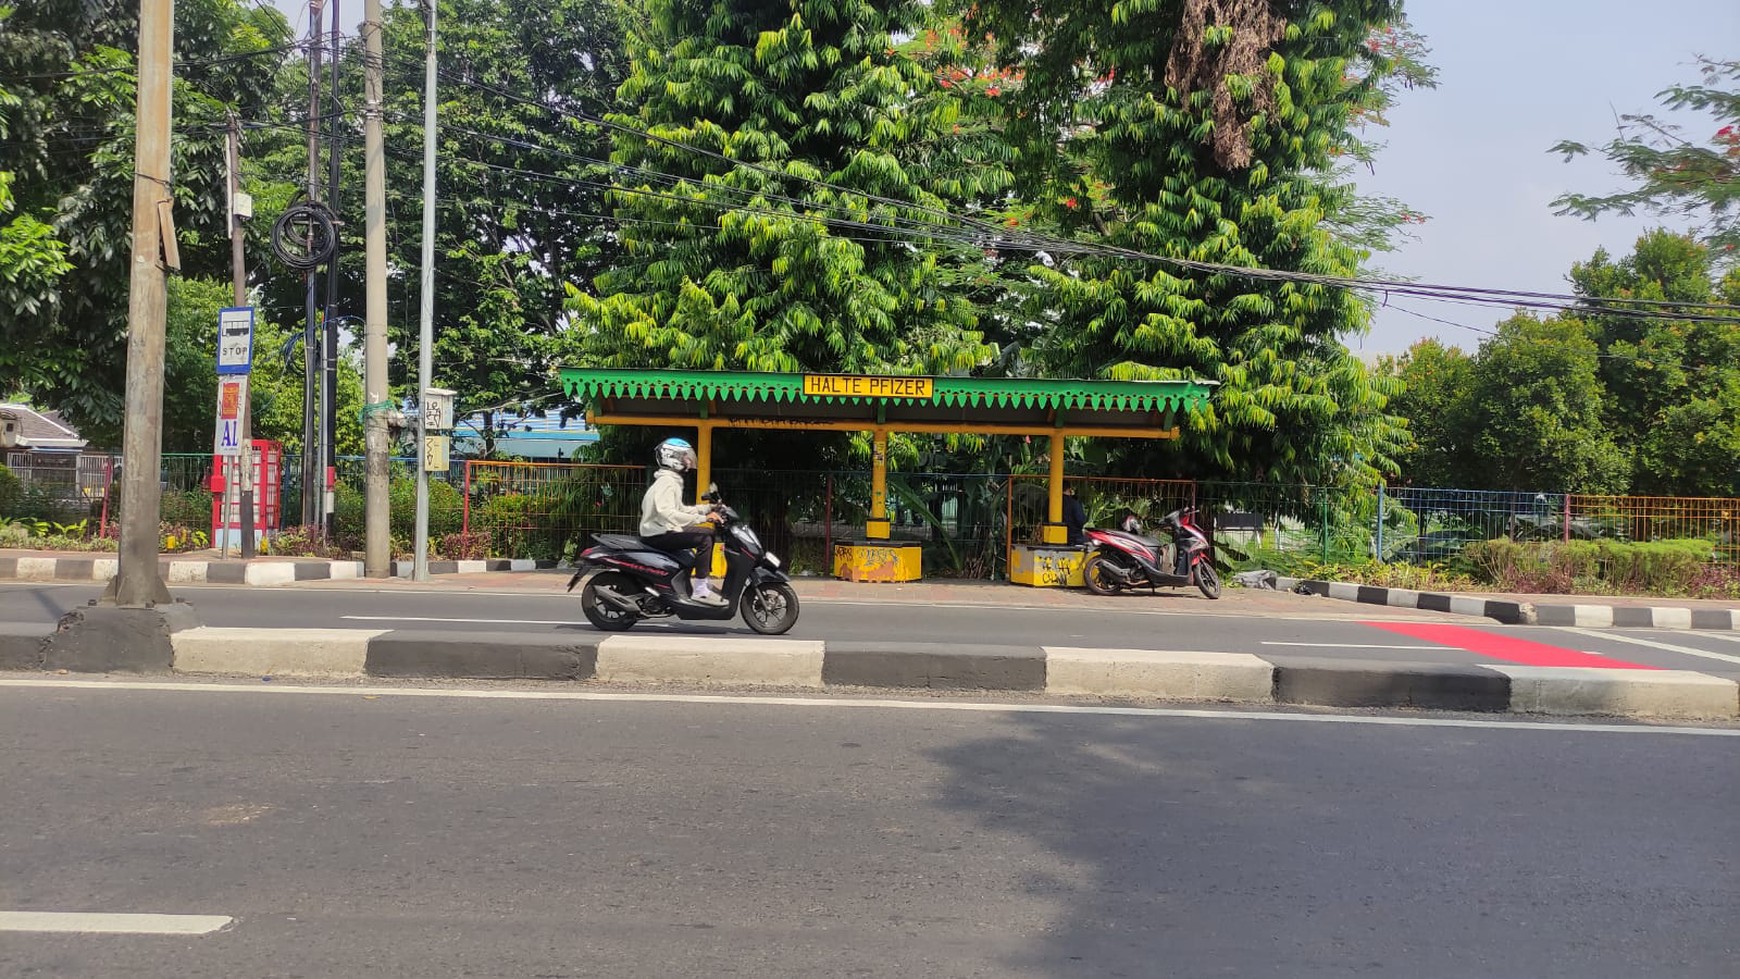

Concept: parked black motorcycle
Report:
left=1081, top=507, right=1221, bottom=599
left=568, top=491, right=800, bottom=634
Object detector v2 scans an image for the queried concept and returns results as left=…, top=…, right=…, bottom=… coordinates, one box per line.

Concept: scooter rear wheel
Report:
left=580, top=570, right=640, bottom=631
left=1082, top=553, right=1124, bottom=596
left=1194, top=561, right=1223, bottom=600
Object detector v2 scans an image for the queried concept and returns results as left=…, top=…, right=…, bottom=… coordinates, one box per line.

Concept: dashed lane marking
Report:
left=1558, top=628, right=1740, bottom=667
left=0, top=912, right=233, bottom=935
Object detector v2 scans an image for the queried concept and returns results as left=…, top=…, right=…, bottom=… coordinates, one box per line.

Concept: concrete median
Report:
left=1, top=626, right=1735, bottom=720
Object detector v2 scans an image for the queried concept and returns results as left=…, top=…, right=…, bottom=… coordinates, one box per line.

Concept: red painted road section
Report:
left=1362, top=621, right=1659, bottom=670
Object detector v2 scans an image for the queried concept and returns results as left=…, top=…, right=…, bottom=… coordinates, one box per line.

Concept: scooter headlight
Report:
left=765, top=552, right=781, bottom=569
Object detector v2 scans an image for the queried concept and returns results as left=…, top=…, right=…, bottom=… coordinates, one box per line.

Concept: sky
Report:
left=1350, top=0, right=1740, bottom=354
left=268, top=0, right=1737, bottom=357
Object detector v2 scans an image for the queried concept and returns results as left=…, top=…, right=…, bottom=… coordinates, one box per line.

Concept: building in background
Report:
left=451, top=409, right=599, bottom=460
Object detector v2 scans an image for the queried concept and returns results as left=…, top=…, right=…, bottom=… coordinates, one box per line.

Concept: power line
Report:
left=409, top=58, right=1740, bottom=325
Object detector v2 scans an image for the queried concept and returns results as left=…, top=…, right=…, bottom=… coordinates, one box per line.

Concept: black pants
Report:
left=643, top=527, right=715, bottom=580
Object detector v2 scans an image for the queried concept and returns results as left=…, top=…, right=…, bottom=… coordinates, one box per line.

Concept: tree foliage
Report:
left=0, top=0, right=288, bottom=444
left=564, top=0, right=1004, bottom=378
left=1553, top=57, right=1740, bottom=263
left=374, top=0, right=632, bottom=454
left=1387, top=232, right=1740, bottom=496
left=954, top=0, right=1427, bottom=485
left=1379, top=338, right=1472, bottom=487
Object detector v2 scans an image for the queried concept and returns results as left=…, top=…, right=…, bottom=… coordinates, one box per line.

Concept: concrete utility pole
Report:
left=228, top=113, right=257, bottom=560
left=362, top=0, right=391, bottom=577
left=412, top=0, right=438, bottom=582
left=322, top=0, right=344, bottom=539
left=301, top=0, right=325, bottom=529
left=109, top=0, right=175, bottom=608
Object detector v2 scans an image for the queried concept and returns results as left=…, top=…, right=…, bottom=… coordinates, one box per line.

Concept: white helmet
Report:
left=654, top=437, right=697, bottom=472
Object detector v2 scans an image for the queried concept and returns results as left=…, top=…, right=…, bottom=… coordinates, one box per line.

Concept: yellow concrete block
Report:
left=1009, top=544, right=1086, bottom=588
left=834, top=542, right=922, bottom=582
left=1039, top=523, right=1069, bottom=545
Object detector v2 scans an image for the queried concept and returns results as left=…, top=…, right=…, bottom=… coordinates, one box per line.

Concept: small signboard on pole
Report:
left=214, top=376, right=249, bottom=457
left=217, top=306, right=254, bottom=375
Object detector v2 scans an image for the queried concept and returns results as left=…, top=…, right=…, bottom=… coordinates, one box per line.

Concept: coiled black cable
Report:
left=269, top=196, right=339, bottom=272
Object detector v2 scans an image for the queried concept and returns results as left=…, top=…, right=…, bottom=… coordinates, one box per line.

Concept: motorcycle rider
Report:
left=639, top=437, right=726, bottom=604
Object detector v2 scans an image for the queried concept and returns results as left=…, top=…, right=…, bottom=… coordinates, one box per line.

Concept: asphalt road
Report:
left=4, top=581, right=1740, bottom=675
left=1, top=679, right=1735, bottom=978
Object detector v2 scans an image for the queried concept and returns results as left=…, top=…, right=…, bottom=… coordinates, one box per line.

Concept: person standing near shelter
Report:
left=1062, top=484, right=1088, bottom=546
left=639, top=437, right=725, bottom=603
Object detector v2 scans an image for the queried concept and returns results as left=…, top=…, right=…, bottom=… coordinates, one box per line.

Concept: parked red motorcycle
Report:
left=1081, top=507, right=1221, bottom=599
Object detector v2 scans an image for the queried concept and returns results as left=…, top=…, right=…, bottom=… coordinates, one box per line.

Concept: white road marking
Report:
left=343, top=615, right=578, bottom=626
left=0, top=912, right=232, bottom=935
left=1260, top=642, right=1454, bottom=650
left=1558, top=627, right=1740, bottom=666
left=1, top=678, right=1733, bottom=737
left=1692, top=632, right=1740, bottom=645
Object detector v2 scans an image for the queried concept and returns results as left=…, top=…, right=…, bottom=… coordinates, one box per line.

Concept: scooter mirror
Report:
left=708, top=482, right=719, bottom=499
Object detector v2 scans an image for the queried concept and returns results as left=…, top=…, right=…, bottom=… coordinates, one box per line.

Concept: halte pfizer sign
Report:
left=216, top=306, right=255, bottom=375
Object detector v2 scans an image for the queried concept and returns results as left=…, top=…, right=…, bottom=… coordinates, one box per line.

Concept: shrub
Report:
left=390, top=477, right=463, bottom=539
left=332, top=478, right=463, bottom=544
left=1463, top=538, right=1716, bottom=595
left=0, top=463, right=20, bottom=514
left=438, top=530, right=490, bottom=560
left=160, top=489, right=212, bottom=528
left=0, top=521, right=27, bottom=548
left=265, top=525, right=346, bottom=559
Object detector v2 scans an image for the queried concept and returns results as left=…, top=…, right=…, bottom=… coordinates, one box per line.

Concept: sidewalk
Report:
left=1282, top=577, right=1740, bottom=630
left=0, top=548, right=556, bottom=585
left=7, top=546, right=1737, bottom=629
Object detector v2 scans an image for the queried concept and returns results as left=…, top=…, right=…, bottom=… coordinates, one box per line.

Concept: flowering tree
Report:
left=1553, top=57, right=1740, bottom=264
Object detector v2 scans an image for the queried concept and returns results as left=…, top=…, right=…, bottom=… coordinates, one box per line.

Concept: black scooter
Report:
left=568, top=490, right=800, bottom=635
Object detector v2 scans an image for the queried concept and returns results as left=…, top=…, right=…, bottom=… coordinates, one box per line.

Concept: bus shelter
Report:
left=558, top=368, right=1214, bottom=582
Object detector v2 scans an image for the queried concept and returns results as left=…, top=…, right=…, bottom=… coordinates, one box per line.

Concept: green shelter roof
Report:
left=560, top=368, right=1213, bottom=413
left=559, top=368, right=1214, bottom=437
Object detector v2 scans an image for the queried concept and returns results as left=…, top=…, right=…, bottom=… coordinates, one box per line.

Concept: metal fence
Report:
left=8, top=452, right=1738, bottom=575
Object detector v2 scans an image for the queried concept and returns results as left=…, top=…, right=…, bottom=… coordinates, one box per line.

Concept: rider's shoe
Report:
left=691, top=579, right=728, bottom=605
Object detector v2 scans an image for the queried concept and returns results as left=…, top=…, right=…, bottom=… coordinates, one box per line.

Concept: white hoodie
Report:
left=639, top=468, right=711, bottom=537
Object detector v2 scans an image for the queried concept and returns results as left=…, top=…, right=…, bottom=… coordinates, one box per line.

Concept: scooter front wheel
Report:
left=742, top=581, right=799, bottom=635
left=1081, top=553, right=1124, bottom=596
left=580, top=570, right=641, bottom=631
left=1194, top=561, right=1222, bottom=600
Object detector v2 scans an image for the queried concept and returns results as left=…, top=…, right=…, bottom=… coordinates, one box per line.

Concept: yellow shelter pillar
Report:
left=1041, top=430, right=1068, bottom=545
left=695, top=420, right=714, bottom=499
left=866, top=429, right=891, bottom=539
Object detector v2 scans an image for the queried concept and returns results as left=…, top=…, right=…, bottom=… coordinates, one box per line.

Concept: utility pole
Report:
left=109, top=0, right=174, bottom=608
left=362, top=0, right=391, bottom=577
left=228, top=113, right=256, bottom=559
left=321, top=0, right=343, bottom=539
left=413, top=0, right=437, bottom=582
left=301, top=0, right=325, bottom=529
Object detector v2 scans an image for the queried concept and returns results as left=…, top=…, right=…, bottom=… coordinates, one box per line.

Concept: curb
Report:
left=0, top=555, right=558, bottom=586
left=3, top=629, right=1733, bottom=720
left=1277, top=577, right=1740, bottom=631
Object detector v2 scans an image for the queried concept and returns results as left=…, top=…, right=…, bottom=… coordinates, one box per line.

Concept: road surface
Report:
left=1, top=678, right=1734, bottom=978
left=4, top=580, right=1739, bottom=676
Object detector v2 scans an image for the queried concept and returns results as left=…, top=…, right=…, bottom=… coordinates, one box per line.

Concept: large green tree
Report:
left=1570, top=230, right=1740, bottom=496
left=564, top=0, right=1004, bottom=379
left=949, top=0, right=1427, bottom=486
left=1379, top=338, right=1473, bottom=487
left=0, top=0, right=289, bottom=445
left=1460, top=315, right=1628, bottom=493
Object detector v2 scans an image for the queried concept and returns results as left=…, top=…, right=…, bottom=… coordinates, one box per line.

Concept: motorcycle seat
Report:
left=591, top=533, right=645, bottom=551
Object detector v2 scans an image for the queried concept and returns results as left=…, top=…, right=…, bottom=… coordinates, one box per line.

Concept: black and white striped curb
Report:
left=1278, top=577, right=1740, bottom=630
left=0, top=555, right=558, bottom=586
left=3, top=627, right=1734, bottom=720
